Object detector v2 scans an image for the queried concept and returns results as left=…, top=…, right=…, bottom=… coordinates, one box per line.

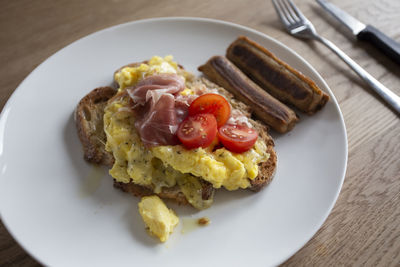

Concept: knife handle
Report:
left=357, top=25, right=400, bottom=65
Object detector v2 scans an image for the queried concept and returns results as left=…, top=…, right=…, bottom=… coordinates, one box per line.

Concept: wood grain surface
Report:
left=1, top=0, right=399, bottom=266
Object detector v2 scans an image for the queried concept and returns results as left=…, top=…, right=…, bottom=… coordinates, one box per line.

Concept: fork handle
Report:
left=314, top=35, right=400, bottom=115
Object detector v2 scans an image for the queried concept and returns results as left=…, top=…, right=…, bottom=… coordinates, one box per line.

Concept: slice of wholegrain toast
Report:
left=75, top=73, right=277, bottom=206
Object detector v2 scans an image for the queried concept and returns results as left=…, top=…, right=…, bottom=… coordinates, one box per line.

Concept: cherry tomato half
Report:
left=189, top=93, right=231, bottom=127
left=217, top=124, right=258, bottom=153
left=177, top=113, right=217, bottom=149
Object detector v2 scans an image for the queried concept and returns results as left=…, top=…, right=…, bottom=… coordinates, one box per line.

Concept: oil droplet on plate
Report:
left=181, top=217, right=210, bottom=234
left=80, top=165, right=105, bottom=197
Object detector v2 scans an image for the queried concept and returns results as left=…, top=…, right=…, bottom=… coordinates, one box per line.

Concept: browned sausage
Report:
left=227, top=36, right=329, bottom=114
left=198, top=56, right=298, bottom=133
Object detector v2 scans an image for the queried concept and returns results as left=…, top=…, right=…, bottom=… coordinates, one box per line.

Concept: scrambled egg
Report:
left=151, top=141, right=268, bottom=190
left=138, top=196, right=179, bottom=242
left=104, top=55, right=269, bottom=204
left=115, top=55, right=179, bottom=90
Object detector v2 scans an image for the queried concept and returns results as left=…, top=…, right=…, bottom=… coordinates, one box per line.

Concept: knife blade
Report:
left=316, top=0, right=400, bottom=65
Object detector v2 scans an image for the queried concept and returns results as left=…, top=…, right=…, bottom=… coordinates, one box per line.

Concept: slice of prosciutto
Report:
left=127, top=73, right=190, bottom=147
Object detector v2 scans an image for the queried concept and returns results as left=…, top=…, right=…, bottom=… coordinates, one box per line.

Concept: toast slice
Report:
left=75, top=86, right=116, bottom=166
left=75, top=73, right=277, bottom=206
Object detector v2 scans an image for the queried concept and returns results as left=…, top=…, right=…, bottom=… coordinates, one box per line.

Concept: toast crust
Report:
left=75, top=86, right=116, bottom=166
left=248, top=119, right=276, bottom=191
left=114, top=178, right=214, bottom=206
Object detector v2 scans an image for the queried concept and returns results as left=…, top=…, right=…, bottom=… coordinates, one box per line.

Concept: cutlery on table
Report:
left=316, top=0, right=400, bottom=65
left=272, top=0, right=400, bottom=115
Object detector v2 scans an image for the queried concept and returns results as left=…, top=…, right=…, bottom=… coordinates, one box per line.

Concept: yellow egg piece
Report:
left=138, top=196, right=179, bottom=242
left=180, top=88, right=194, bottom=96
left=115, top=55, right=179, bottom=90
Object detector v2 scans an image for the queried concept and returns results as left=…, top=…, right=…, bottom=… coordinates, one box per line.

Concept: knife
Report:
left=316, top=0, right=400, bottom=65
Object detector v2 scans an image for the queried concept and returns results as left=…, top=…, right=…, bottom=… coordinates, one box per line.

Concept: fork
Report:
left=272, top=0, right=400, bottom=115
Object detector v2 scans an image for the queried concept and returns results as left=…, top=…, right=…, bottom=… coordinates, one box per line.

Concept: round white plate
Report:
left=0, top=17, right=347, bottom=267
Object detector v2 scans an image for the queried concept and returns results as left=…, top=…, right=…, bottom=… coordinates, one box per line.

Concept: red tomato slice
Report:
left=177, top=113, right=217, bottom=149
left=189, top=93, right=231, bottom=127
left=218, top=124, right=258, bottom=153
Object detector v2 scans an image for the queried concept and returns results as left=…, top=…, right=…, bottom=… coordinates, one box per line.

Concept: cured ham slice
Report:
left=127, top=74, right=188, bottom=146
left=128, top=73, right=185, bottom=105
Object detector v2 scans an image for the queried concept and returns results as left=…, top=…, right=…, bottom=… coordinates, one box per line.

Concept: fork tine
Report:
left=272, top=0, right=317, bottom=39
left=277, top=0, right=296, bottom=24
left=272, top=0, right=291, bottom=27
left=285, top=0, right=307, bottom=22
left=281, top=0, right=300, bottom=23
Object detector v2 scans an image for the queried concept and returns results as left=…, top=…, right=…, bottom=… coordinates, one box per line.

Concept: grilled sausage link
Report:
left=199, top=56, right=298, bottom=133
left=227, top=36, right=329, bottom=114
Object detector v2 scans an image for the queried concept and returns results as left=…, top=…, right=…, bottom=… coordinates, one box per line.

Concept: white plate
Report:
left=0, top=17, right=347, bottom=267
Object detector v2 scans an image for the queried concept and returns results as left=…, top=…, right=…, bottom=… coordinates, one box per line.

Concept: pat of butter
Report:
left=138, top=196, right=179, bottom=242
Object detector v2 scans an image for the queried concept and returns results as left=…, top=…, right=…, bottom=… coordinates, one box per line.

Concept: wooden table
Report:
left=1, top=0, right=399, bottom=266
